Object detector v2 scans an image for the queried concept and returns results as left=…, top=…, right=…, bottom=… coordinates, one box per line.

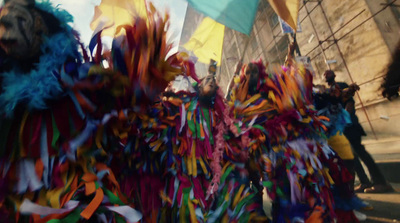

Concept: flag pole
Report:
left=225, top=36, right=251, bottom=99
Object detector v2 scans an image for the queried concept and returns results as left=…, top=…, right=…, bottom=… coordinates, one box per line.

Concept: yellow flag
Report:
left=90, top=0, right=147, bottom=36
left=268, top=0, right=300, bottom=30
left=183, top=17, right=225, bottom=66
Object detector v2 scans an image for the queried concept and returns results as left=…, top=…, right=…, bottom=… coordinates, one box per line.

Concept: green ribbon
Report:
left=276, top=187, right=285, bottom=197
left=188, top=99, right=197, bottom=111
left=187, top=100, right=197, bottom=138
left=220, top=165, right=234, bottom=184
left=46, top=209, right=81, bottom=223
left=201, top=108, right=213, bottom=144
left=103, top=188, right=125, bottom=205
left=234, top=193, right=255, bottom=216
left=51, top=113, right=60, bottom=149
left=262, top=181, right=273, bottom=189
left=252, top=124, right=265, bottom=131
left=188, top=119, right=196, bottom=137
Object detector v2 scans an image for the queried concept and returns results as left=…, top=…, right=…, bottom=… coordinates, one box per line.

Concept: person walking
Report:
left=324, top=70, right=393, bottom=193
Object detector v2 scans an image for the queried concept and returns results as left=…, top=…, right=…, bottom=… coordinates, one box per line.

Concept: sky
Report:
left=8, top=0, right=188, bottom=51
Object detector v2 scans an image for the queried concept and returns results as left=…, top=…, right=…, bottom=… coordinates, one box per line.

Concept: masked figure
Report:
left=0, top=0, right=42, bottom=59
left=0, top=1, right=145, bottom=222
left=229, top=60, right=338, bottom=222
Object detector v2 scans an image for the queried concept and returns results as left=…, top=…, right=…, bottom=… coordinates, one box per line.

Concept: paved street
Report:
left=262, top=185, right=400, bottom=222
left=358, top=184, right=400, bottom=223
left=360, top=138, right=400, bottom=222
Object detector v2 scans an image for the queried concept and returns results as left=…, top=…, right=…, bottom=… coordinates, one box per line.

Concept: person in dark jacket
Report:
left=325, top=70, right=393, bottom=193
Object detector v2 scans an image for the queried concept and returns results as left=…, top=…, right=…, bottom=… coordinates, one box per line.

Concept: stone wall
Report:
left=296, top=0, right=400, bottom=139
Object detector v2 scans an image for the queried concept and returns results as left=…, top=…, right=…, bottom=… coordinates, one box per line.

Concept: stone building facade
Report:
left=294, top=0, right=400, bottom=140
left=180, top=0, right=400, bottom=140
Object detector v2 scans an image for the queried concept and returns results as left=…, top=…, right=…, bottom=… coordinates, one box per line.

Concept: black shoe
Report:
left=354, top=184, right=372, bottom=193
left=364, top=184, right=394, bottom=193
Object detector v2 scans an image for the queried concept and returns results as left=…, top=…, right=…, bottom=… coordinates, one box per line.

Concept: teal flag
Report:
left=186, top=0, right=259, bottom=35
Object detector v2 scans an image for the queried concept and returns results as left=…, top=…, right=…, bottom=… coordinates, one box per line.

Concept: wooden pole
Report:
left=225, top=37, right=251, bottom=99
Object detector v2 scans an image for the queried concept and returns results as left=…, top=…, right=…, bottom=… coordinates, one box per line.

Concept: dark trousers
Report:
left=343, top=159, right=355, bottom=193
left=345, top=132, right=387, bottom=185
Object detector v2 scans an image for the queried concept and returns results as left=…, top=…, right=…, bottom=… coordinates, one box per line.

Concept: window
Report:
left=277, top=36, right=289, bottom=64
left=267, top=47, right=279, bottom=62
left=267, top=12, right=279, bottom=30
left=257, top=0, right=267, bottom=15
left=277, top=35, right=289, bottom=53
left=255, top=11, right=268, bottom=34
left=257, top=24, right=273, bottom=49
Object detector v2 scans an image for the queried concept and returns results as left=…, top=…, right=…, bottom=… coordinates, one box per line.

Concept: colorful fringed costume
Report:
left=228, top=61, right=337, bottom=222
left=85, top=5, right=267, bottom=222
left=0, top=0, right=366, bottom=222
left=0, top=1, right=144, bottom=222
left=87, top=8, right=184, bottom=221
left=95, top=69, right=269, bottom=222
left=144, top=80, right=270, bottom=222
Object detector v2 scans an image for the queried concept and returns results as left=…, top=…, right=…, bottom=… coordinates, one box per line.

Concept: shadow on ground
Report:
left=359, top=189, right=400, bottom=223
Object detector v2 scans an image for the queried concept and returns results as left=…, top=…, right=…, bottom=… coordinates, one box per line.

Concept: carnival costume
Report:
left=83, top=4, right=267, bottom=222
left=104, top=69, right=268, bottom=222
left=228, top=61, right=339, bottom=222
left=0, top=0, right=365, bottom=222
left=142, top=82, right=265, bottom=222
left=0, top=1, right=159, bottom=222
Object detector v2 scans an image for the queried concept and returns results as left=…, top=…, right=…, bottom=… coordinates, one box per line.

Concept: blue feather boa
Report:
left=0, top=1, right=80, bottom=116
left=35, top=0, right=74, bottom=28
